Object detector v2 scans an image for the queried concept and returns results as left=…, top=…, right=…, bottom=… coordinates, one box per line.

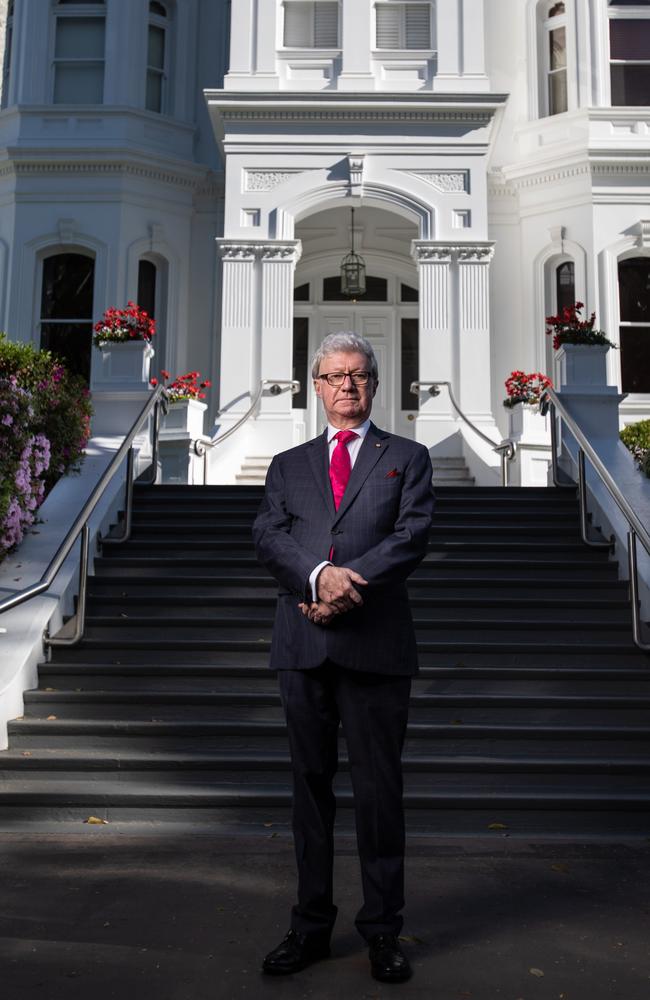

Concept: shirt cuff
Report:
left=308, top=561, right=332, bottom=602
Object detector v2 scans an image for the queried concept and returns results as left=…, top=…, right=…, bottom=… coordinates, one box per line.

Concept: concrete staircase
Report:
left=237, top=455, right=474, bottom=486
left=2, top=483, right=650, bottom=835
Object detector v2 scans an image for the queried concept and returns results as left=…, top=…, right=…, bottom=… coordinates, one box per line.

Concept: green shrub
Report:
left=0, top=334, right=92, bottom=491
left=620, top=419, right=650, bottom=479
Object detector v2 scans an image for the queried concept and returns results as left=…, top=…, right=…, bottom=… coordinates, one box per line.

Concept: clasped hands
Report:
left=298, top=565, right=368, bottom=626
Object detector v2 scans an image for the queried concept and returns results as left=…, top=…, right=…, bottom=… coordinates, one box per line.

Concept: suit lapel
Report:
left=307, top=430, right=336, bottom=518
left=333, top=423, right=390, bottom=524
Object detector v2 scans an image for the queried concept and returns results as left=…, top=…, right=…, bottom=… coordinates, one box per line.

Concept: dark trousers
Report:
left=278, top=662, right=412, bottom=942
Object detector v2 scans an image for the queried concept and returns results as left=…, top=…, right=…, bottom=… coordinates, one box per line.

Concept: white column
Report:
left=434, top=0, right=461, bottom=91
left=255, top=0, right=280, bottom=83
left=224, top=0, right=254, bottom=79
left=461, top=0, right=488, bottom=84
left=259, top=242, right=302, bottom=417
left=217, top=241, right=258, bottom=423
left=338, top=1, right=373, bottom=90
left=457, top=244, right=495, bottom=421
left=412, top=243, right=458, bottom=455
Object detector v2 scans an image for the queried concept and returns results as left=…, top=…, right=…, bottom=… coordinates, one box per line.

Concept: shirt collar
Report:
left=326, top=418, right=371, bottom=444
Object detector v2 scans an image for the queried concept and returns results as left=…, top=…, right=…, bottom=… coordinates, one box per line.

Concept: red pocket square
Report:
left=385, top=468, right=401, bottom=478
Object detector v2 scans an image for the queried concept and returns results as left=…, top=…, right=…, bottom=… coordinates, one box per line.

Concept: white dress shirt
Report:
left=308, top=418, right=372, bottom=601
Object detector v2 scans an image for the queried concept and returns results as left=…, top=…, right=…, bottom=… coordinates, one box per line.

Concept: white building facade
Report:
left=0, top=0, right=648, bottom=483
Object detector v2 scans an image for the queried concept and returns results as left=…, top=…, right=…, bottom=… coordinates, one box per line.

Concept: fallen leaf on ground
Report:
left=263, top=822, right=274, bottom=828
left=21, top=751, right=32, bottom=757
left=551, top=863, right=570, bottom=874
left=84, top=816, right=109, bottom=825
left=529, top=967, right=545, bottom=978
left=46, top=715, right=57, bottom=721
left=488, top=822, right=508, bottom=830
left=451, top=719, right=463, bottom=725
left=398, top=935, right=424, bottom=945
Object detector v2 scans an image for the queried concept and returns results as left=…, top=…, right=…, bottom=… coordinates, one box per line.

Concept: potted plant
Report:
left=503, top=370, right=553, bottom=439
left=620, top=419, right=650, bottom=479
left=92, top=301, right=156, bottom=385
left=151, top=370, right=212, bottom=436
left=546, top=302, right=616, bottom=389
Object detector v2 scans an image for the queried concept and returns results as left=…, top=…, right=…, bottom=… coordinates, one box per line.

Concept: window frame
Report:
left=373, top=1, right=434, bottom=52
left=38, top=249, right=96, bottom=382
left=542, top=1, right=568, bottom=116
left=281, top=1, right=341, bottom=50
left=607, top=2, right=650, bottom=107
left=618, top=254, right=650, bottom=394
left=146, top=1, right=170, bottom=115
left=51, top=1, right=106, bottom=106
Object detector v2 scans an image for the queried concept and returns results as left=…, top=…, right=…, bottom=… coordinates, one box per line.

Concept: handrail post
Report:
left=577, top=448, right=611, bottom=550
left=101, top=447, right=135, bottom=546
left=45, top=522, right=90, bottom=648
left=628, top=530, right=650, bottom=651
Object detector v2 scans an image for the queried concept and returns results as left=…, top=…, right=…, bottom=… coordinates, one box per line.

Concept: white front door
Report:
left=312, top=306, right=415, bottom=437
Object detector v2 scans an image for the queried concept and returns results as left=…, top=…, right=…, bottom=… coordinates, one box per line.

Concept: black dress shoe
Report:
left=262, top=929, right=331, bottom=976
left=368, top=933, right=412, bottom=983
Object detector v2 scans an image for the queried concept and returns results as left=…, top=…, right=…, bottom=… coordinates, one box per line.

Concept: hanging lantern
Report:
left=340, top=207, right=366, bottom=298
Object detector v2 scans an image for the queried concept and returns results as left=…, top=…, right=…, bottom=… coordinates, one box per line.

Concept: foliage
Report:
left=545, top=302, right=616, bottom=351
left=150, top=369, right=212, bottom=403
left=503, top=370, right=553, bottom=409
left=620, top=419, right=650, bottom=479
left=0, top=333, right=92, bottom=491
left=93, top=301, right=155, bottom=347
left=0, top=378, right=51, bottom=554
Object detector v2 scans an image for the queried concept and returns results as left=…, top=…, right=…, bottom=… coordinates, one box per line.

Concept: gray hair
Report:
left=310, top=332, right=379, bottom=381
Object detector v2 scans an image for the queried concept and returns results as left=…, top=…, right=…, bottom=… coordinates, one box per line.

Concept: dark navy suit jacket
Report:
left=252, top=423, right=435, bottom=676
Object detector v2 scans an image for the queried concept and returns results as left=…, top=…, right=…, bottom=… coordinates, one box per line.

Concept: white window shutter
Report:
left=376, top=6, right=401, bottom=49
left=314, top=2, right=338, bottom=47
left=405, top=4, right=431, bottom=49
left=284, top=3, right=311, bottom=47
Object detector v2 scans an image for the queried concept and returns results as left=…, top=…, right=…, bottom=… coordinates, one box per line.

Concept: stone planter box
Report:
left=162, top=398, right=207, bottom=437
left=93, top=340, right=154, bottom=387
left=556, top=344, right=610, bottom=391
left=507, top=402, right=550, bottom=442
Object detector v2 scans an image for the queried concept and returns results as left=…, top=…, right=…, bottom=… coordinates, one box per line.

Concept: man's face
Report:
left=314, top=350, right=377, bottom=429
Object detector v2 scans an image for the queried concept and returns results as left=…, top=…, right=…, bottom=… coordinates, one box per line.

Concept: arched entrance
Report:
left=292, top=204, right=420, bottom=439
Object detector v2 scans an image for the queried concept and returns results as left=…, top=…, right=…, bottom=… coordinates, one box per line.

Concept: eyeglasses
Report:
left=316, top=371, right=372, bottom=387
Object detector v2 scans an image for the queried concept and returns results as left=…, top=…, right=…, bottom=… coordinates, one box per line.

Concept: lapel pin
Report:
left=375, top=443, right=381, bottom=448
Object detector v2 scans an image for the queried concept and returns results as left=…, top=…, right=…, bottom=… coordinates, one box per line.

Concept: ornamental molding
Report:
left=411, top=242, right=495, bottom=264
left=0, top=158, right=207, bottom=191
left=408, top=170, right=469, bottom=193
left=217, top=240, right=302, bottom=263
left=347, top=152, right=365, bottom=196
left=635, top=220, right=650, bottom=249
left=244, top=169, right=304, bottom=192
left=223, top=109, right=493, bottom=125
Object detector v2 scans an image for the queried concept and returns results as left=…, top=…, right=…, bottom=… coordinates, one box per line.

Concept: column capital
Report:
left=411, top=241, right=495, bottom=264
left=217, top=239, right=302, bottom=263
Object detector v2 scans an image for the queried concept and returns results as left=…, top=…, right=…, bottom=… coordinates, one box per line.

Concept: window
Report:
left=401, top=319, right=419, bottom=410
left=608, top=2, right=650, bottom=106
left=556, top=261, right=575, bottom=313
left=375, top=2, right=432, bottom=49
left=53, top=1, right=106, bottom=105
left=542, top=1, right=568, bottom=116
left=619, top=257, right=650, bottom=393
left=293, top=282, right=310, bottom=302
left=146, top=1, right=169, bottom=114
left=283, top=2, right=339, bottom=48
left=323, top=275, right=388, bottom=301
left=292, top=317, right=309, bottom=409
left=1, top=1, right=14, bottom=108
left=40, top=253, right=95, bottom=382
left=137, top=260, right=157, bottom=319
left=400, top=283, right=419, bottom=302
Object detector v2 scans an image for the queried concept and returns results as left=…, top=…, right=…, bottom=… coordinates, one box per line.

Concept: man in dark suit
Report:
left=252, top=331, right=435, bottom=983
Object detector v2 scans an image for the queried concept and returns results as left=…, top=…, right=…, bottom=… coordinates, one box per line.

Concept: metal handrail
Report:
left=193, top=378, right=300, bottom=484
left=410, top=380, right=516, bottom=487
left=540, top=387, right=650, bottom=651
left=0, top=385, right=167, bottom=646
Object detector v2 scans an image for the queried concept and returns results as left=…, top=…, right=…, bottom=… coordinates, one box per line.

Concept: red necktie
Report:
left=329, top=430, right=359, bottom=511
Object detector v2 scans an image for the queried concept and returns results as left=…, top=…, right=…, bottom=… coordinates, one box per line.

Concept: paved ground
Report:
left=0, top=827, right=649, bottom=1000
